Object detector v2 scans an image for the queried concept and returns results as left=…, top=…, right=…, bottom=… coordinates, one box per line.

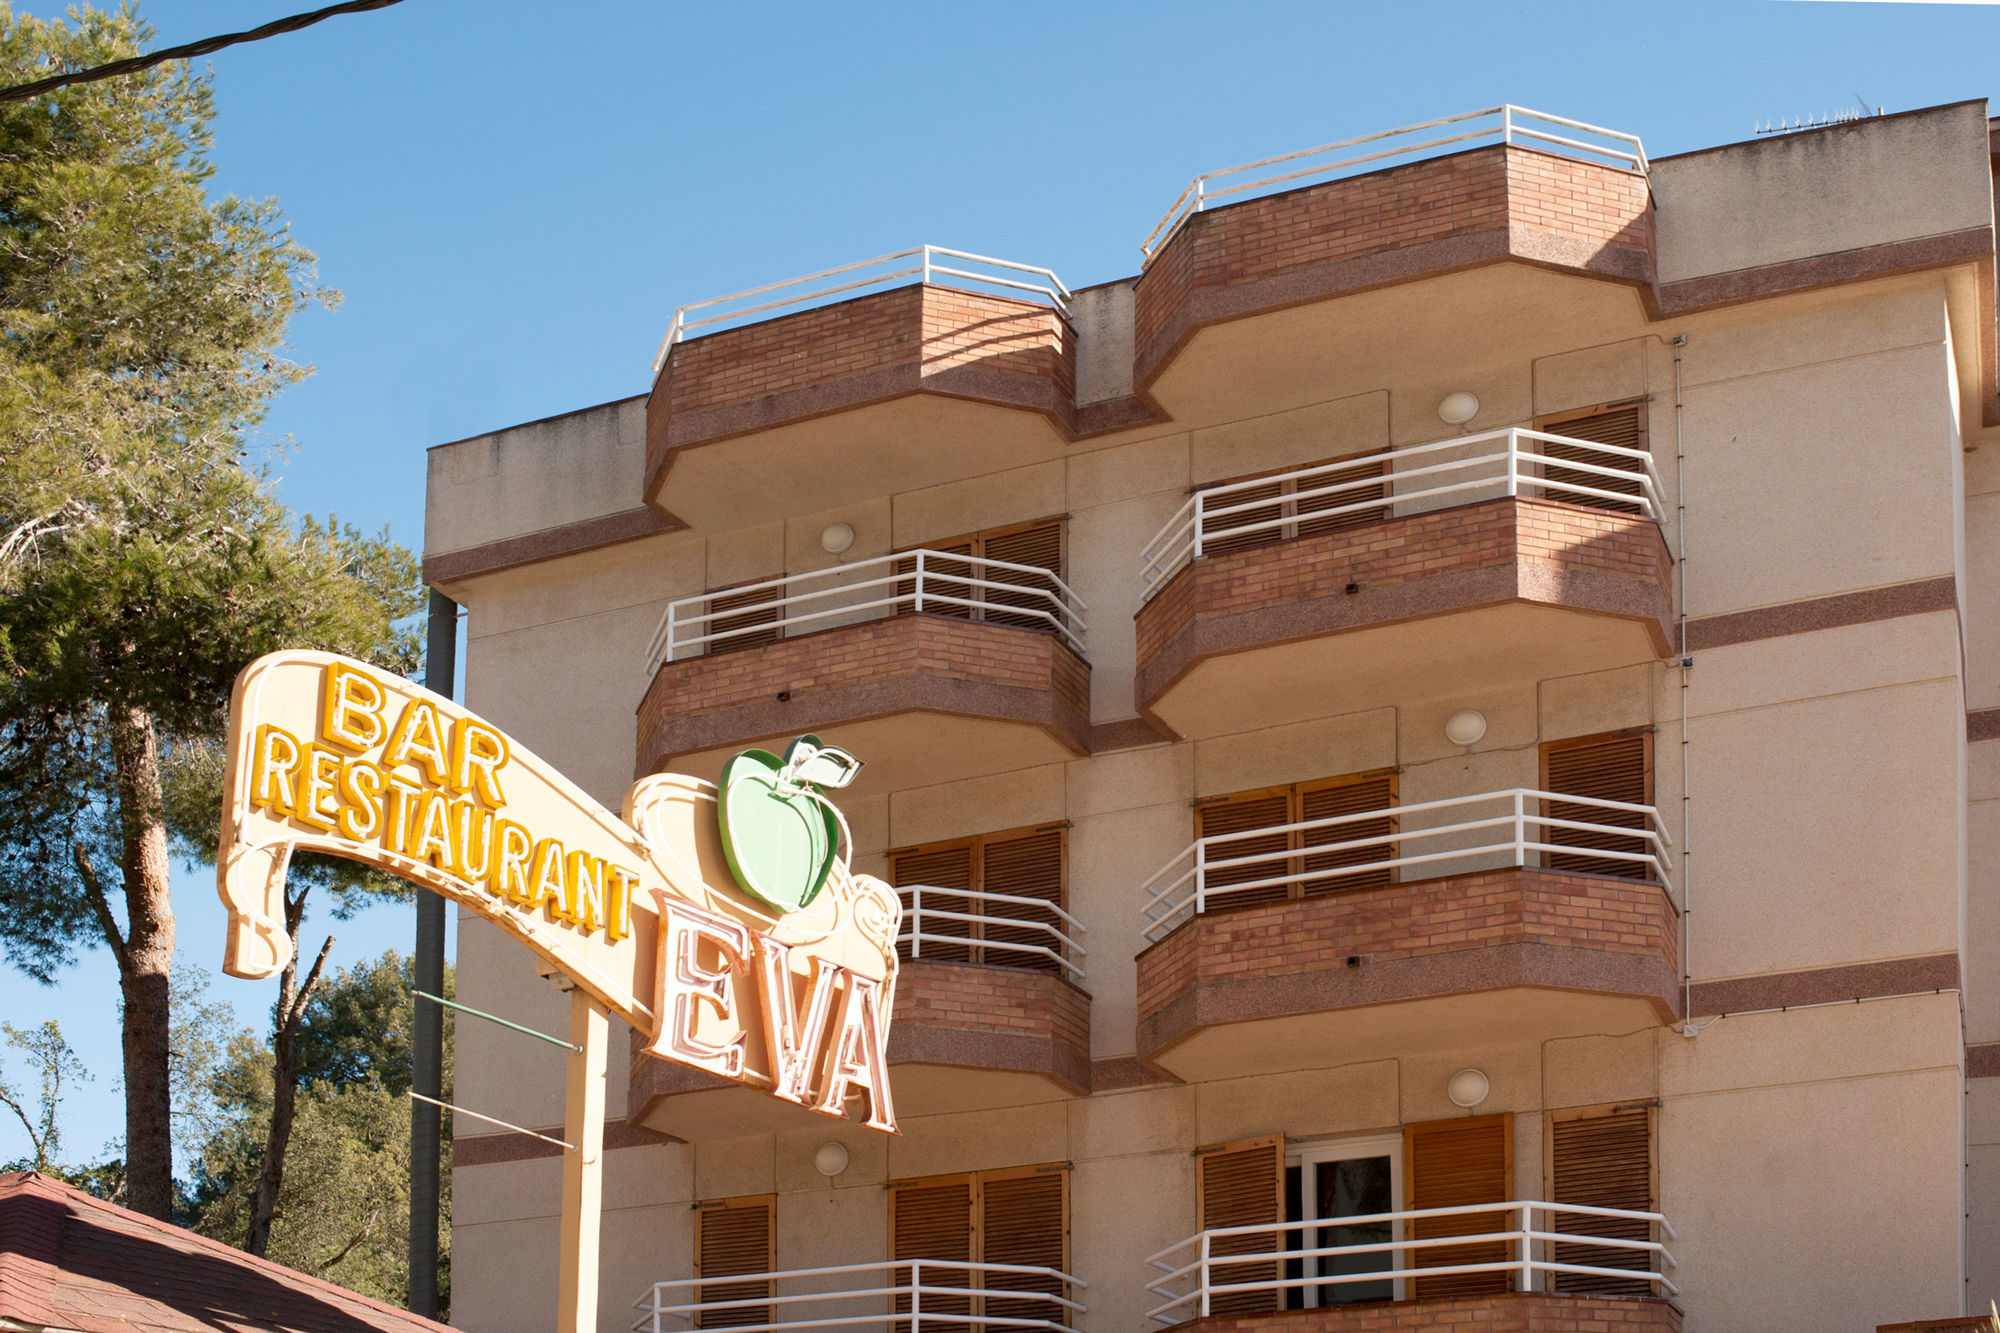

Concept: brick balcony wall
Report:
left=888, top=959, right=1092, bottom=1094
left=1135, top=497, right=1675, bottom=706
left=1134, top=145, right=1653, bottom=386
left=638, top=613, right=1091, bottom=771
left=1137, top=867, right=1681, bottom=1056
left=646, top=285, right=1077, bottom=480
left=1191, top=1293, right=1681, bottom=1333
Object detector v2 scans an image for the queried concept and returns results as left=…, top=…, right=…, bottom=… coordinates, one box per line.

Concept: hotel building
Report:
left=423, top=102, right=2000, bottom=1333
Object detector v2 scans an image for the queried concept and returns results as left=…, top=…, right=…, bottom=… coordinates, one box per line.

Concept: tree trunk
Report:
left=109, top=704, right=175, bottom=1221
left=246, top=912, right=330, bottom=1258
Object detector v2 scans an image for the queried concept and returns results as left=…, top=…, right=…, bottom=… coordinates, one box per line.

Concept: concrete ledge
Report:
left=1187, top=1292, right=1681, bottom=1333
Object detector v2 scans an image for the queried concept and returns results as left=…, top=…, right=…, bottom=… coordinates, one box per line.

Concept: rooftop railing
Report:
left=900, top=884, right=1087, bottom=984
left=1140, top=106, right=1648, bottom=262
left=645, top=550, right=1089, bottom=676
left=1144, top=1201, right=1678, bottom=1323
left=652, top=246, right=1074, bottom=373
left=1140, top=787, right=1674, bottom=944
left=1138, top=427, right=1668, bottom=600
left=634, top=1259, right=1086, bottom=1333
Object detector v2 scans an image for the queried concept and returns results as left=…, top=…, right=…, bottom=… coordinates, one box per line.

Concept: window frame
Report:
left=1191, top=770, right=1401, bottom=908
left=893, top=516, right=1068, bottom=632
left=887, top=823, right=1070, bottom=971
left=1538, top=727, right=1657, bottom=881
left=691, top=1192, right=777, bottom=1329
left=1194, top=448, right=1392, bottom=557
left=1285, top=1134, right=1406, bottom=1307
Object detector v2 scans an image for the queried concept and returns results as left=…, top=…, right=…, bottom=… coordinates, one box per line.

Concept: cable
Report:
left=0, top=0, right=408, bottom=104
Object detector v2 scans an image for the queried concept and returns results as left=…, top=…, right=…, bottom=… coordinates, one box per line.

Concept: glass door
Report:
left=1285, top=1137, right=1402, bottom=1308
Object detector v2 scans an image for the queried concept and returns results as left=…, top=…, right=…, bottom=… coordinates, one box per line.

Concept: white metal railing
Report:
left=635, top=1259, right=1086, bottom=1333
left=653, top=246, right=1073, bottom=372
left=1139, top=427, right=1667, bottom=600
left=1144, top=1201, right=1678, bottom=1323
left=1140, top=106, right=1647, bottom=261
left=900, top=884, right=1088, bottom=984
left=1140, top=788, right=1673, bottom=944
left=645, top=550, right=1089, bottom=675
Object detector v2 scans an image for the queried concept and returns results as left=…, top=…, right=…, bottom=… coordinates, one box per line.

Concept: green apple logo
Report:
left=717, top=736, right=863, bottom=914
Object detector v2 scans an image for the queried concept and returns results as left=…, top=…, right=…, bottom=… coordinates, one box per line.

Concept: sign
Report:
left=217, top=650, right=902, bottom=1131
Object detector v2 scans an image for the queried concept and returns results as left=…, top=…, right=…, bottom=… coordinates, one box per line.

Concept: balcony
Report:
left=1133, top=107, right=1651, bottom=398
left=638, top=551, right=1091, bottom=794
left=635, top=1259, right=1086, bottom=1333
left=646, top=247, right=1079, bottom=531
left=628, top=887, right=1090, bottom=1138
left=1134, top=428, right=1674, bottom=739
left=1135, top=789, right=1679, bottom=1082
left=1145, top=1203, right=1679, bottom=1333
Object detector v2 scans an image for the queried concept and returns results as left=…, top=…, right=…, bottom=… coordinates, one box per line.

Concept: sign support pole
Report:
left=557, top=984, right=608, bottom=1333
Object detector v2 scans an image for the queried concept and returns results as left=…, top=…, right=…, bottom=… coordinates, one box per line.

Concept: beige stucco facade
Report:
left=426, top=103, right=2000, bottom=1333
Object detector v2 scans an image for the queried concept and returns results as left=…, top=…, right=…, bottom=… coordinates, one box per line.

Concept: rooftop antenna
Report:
left=1755, top=98, right=1880, bottom=136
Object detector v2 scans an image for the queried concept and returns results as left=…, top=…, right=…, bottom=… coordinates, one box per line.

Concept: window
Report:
left=1532, top=401, right=1649, bottom=516
left=1284, top=1136, right=1403, bottom=1308
left=896, top=518, right=1065, bottom=634
left=1403, top=1114, right=1514, bottom=1299
left=1547, top=1103, right=1657, bottom=1296
left=698, top=582, right=781, bottom=657
left=1195, top=1135, right=1286, bottom=1316
left=889, top=825, right=1067, bottom=972
left=1200, top=451, right=1390, bottom=558
left=888, top=1164, right=1070, bottom=1333
left=693, top=1195, right=774, bottom=1328
left=1540, top=730, right=1655, bottom=880
left=1193, top=772, right=1398, bottom=911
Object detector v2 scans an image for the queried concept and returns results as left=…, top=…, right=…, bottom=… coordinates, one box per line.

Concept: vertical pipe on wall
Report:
left=1670, top=336, right=1697, bottom=1036
left=409, top=587, right=457, bottom=1315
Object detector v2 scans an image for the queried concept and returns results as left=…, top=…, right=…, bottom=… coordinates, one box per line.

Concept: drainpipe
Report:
left=1669, top=335, right=1697, bottom=1036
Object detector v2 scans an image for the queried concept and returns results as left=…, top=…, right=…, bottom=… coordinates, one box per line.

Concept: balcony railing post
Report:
left=1198, top=1232, right=1211, bottom=1319
left=1194, top=177, right=1205, bottom=215
left=1193, top=842, right=1207, bottom=919
left=911, top=1260, right=921, bottom=1333
left=922, top=247, right=933, bottom=287
left=1192, top=492, right=1205, bottom=562
left=665, top=602, right=677, bottom=663
left=914, top=550, right=926, bottom=615
left=1513, top=790, right=1526, bottom=868
left=1506, top=429, right=1521, bottom=498
left=1517, top=1202, right=1534, bottom=1293
left=910, top=888, right=922, bottom=961
left=1501, top=104, right=1514, bottom=148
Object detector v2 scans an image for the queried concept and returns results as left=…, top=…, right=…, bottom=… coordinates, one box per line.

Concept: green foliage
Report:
left=0, top=1018, right=89, bottom=1170
left=0, top=0, right=423, bottom=976
left=190, top=951, right=452, bottom=1309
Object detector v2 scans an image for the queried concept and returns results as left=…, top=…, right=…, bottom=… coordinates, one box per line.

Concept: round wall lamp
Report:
left=1443, top=709, right=1488, bottom=747
left=1446, top=1068, right=1491, bottom=1109
left=820, top=523, right=856, bottom=556
left=1437, top=391, right=1481, bottom=426
left=813, top=1141, right=851, bottom=1177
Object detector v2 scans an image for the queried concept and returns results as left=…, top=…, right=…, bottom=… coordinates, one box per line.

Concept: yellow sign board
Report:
left=218, top=650, right=901, bottom=1131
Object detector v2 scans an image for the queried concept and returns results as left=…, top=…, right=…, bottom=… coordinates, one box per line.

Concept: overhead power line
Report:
left=0, top=0, right=408, bottom=104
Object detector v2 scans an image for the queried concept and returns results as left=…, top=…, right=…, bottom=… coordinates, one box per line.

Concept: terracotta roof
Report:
left=0, top=1171, right=456, bottom=1333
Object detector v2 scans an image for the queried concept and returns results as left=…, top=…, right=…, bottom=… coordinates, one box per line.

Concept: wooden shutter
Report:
left=977, top=827, right=1066, bottom=973
left=891, top=1176, right=976, bottom=1332
left=980, top=522, right=1064, bottom=633
left=1541, top=732, right=1653, bottom=880
left=891, top=842, right=976, bottom=965
left=1197, top=1135, right=1285, bottom=1315
left=1202, top=477, right=1286, bottom=557
left=1537, top=404, right=1646, bottom=516
left=1404, top=1115, right=1513, bottom=1299
left=1548, top=1105, right=1655, bottom=1296
left=1294, top=453, right=1390, bottom=536
left=1196, top=792, right=1294, bottom=911
left=694, top=1196, right=774, bottom=1328
left=1297, top=773, right=1397, bottom=894
left=704, top=585, right=780, bottom=655
left=898, top=539, right=976, bottom=620
left=981, top=1168, right=1069, bottom=1327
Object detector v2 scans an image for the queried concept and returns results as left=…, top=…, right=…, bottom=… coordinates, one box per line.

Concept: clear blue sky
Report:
left=4, top=0, right=1997, bottom=1167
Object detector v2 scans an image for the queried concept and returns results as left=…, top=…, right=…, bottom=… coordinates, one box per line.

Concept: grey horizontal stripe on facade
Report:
left=455, top=1116, right=666, bottom=1166
left=1681, top=577, right=1957, bottom=652
left=1969, top=1043, right=2000, bottom=1079
left=1968, top=709, right=2000, bottom=743
left=1685, top=953, right=1959, bottom=1017
left=422, top=505, right=678, bottom=584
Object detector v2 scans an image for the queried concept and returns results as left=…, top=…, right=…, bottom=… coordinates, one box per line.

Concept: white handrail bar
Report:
left=634, top=1258, right=1087, bottom=1333
left=1140, top=788, right=1674, bottom=941
left=654, top=245, right=1073, bottom=372
left=901, top=884, right=1087, bottom=983
left=647, top=550, right=1089, bottom=673
left=1140, top=428, right=1665, bottom=598
left=1141, top=105, right=1647, bottom=260
left=1142, top=1202, right=1676, bottom=1324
